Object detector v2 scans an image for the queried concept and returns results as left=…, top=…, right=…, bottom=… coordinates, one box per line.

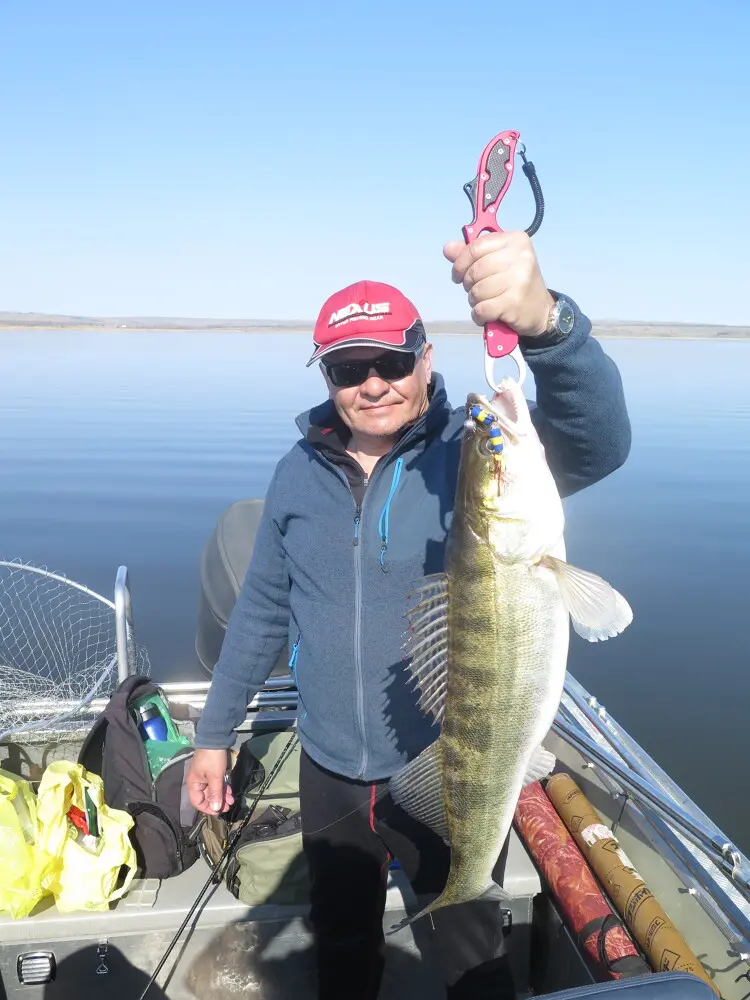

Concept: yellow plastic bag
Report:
left=36, top=760, right=137, bottom=913
left=0, top=769, right=59, bottom=919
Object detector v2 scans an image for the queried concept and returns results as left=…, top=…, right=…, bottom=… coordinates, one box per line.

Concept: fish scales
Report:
left=441, top=519, right=569, bottom=903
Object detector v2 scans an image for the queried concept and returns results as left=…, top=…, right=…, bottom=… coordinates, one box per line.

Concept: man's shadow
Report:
left=181, top=840, right=443, bottom=1000
left=42, top=943, right=168, bottom=1000
left=184, top=912, right=442, bottom=1000
left=35, top=859, right=442, bottom=1000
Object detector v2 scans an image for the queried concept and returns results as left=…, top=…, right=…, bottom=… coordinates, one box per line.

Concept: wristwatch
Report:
left=522, top=293, right=575, bottom=348
left=545, top=295, right=575, bottom=339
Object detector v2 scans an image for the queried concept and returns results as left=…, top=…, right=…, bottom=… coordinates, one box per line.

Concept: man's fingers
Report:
left=470, top=288, right=537, bottom=330
left=445, top=229, right=552, bottom=339
left=465, top=260, right=513, bottom=300
left=188, top=782, right=213, bottom=816
left=442, top=239, right=465, bottom=264
left=444, top=233, right=515, bottom=283
left=471, top=295, right=508, bottom=327
left=207, top=774, right=226, bottom=813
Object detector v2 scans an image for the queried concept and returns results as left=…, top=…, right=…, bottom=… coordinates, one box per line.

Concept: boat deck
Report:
left=0, top=826, right=541, bottom=1000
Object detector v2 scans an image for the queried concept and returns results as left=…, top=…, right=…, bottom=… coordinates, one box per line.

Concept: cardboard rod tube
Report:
left=546, top=773, right=718, bottom=995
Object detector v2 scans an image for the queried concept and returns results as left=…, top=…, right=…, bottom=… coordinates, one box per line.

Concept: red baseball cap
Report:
left=306, top=279, right=426, bottom=367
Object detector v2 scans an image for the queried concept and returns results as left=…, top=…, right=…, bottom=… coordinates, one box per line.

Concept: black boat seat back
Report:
left=545, top=972, right=717, bottom=1000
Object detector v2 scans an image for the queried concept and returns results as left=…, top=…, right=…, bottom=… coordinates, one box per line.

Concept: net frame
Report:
left=0, top=559, right=150, bottom=742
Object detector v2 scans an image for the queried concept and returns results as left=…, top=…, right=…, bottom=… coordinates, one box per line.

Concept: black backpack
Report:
left=79, top=675, right=199, bottom=879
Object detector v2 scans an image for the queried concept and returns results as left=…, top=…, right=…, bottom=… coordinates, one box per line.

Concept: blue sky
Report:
left=0, top=1, right=747, bottom=323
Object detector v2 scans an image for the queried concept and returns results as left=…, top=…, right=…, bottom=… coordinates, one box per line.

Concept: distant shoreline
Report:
left=0, top=313, right=748, bottom=340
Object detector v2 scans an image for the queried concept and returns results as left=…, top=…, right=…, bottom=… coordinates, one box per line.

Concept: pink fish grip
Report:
left=461, top=129, right=525, bottom=387
left=484, top=321, right=519, bottom=359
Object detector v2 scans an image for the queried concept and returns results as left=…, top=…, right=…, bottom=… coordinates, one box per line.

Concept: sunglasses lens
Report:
left=375, top=354, right=415, bottom=380
left=326, top=351, right=419, bottom=388
left=327, top=361, right=370, bottom=388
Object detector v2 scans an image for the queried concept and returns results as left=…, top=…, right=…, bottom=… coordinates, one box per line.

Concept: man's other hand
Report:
left=187, top=748, right=235, bottom=815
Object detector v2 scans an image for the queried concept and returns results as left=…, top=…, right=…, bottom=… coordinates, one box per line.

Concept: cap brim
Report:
left=306, top=320, right=426, bottom=367
left=306, top=337, right=424, bottom=367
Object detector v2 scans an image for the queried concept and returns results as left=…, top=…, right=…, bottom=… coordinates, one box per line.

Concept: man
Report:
left=187, top=232, right=632, bottom=998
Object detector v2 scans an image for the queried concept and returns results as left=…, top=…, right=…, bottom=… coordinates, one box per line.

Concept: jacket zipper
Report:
left=353, top=499, right=367, bottom=777
left=288, top=636, right=302, bottom=711
left=288, top=636, right=300, bottom=675
left=310, top=451, right=409, bottom=779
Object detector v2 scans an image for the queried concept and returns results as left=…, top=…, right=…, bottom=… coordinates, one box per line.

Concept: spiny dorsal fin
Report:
left=403, top=573, right=449, bottom=725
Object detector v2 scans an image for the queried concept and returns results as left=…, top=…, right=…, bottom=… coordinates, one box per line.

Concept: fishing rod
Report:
left=136, top=730, right=299, bottom=1000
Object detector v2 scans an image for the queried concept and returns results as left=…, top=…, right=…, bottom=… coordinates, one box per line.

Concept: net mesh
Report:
left=0, top=560, right=150, bottom=741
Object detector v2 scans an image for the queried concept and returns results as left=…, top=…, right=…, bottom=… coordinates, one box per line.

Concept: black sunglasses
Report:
left=323, top=346, right=424, bottom=388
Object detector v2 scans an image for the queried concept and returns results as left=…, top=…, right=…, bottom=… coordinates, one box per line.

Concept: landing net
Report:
left=0, top=560, right=150, bottom=742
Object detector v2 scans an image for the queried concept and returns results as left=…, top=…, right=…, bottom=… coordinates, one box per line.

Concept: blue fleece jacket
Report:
left=194, top=295, right=631, bottom=780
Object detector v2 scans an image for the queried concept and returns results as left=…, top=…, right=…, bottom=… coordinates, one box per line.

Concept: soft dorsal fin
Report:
left=389, top=739, right=449, bottom=843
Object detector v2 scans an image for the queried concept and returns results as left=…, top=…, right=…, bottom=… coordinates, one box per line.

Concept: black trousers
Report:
left=299, top=748, right=515, bottom=1000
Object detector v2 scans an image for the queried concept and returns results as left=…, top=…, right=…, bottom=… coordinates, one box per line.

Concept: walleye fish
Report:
left=389, top=377, right=632, bottom=927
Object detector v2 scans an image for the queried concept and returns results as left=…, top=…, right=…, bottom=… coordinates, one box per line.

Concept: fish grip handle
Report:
left=463, top=132, right=546, bottom=364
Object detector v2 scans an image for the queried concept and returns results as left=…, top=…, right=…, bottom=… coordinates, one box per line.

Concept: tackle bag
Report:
left=200, top=730, right=310, bottom=907
left=0, top=769, right=59, bottom=919
left=78, top=675, right=199, bottom=879
left=35, top=760, right=137, bottom=912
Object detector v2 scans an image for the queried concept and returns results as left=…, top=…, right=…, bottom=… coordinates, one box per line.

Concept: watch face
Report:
left=557, top=302, right=575, bottom=336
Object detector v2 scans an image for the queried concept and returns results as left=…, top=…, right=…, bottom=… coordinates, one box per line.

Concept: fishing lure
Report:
left=470, top=403, right=505, bottom=490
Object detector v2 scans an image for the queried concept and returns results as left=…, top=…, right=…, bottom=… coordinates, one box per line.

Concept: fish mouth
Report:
left=466, top=381, right=527, bottom=440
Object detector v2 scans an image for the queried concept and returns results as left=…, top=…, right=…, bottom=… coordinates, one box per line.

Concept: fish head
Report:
left=460, top=378, right=565, bottom=561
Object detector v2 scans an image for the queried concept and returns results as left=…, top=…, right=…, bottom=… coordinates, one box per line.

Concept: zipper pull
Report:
left=353, top=507, right=361, bottom=546
left=288, top=637, right=300, bottom=671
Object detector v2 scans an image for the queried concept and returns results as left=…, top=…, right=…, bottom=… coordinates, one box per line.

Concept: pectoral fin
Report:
left=388, top=742, right=557, bottom=845
left=524, top=746, right=557, bottom=784
left=543, top=556, right=633, bottom=642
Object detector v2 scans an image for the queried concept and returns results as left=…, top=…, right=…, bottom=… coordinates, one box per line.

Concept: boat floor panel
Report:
left=0, top=831, right=540, bottom=999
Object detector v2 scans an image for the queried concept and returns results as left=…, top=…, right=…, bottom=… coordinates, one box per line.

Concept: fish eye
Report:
left=477, top=436, right=496, bottom=455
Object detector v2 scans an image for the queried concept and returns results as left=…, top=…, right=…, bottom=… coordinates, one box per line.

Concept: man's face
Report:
left=320, top=343, right=433, bottom=440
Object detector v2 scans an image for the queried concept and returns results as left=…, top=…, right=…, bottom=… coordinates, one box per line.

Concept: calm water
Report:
left=1, top=331, right=749, bottom=847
